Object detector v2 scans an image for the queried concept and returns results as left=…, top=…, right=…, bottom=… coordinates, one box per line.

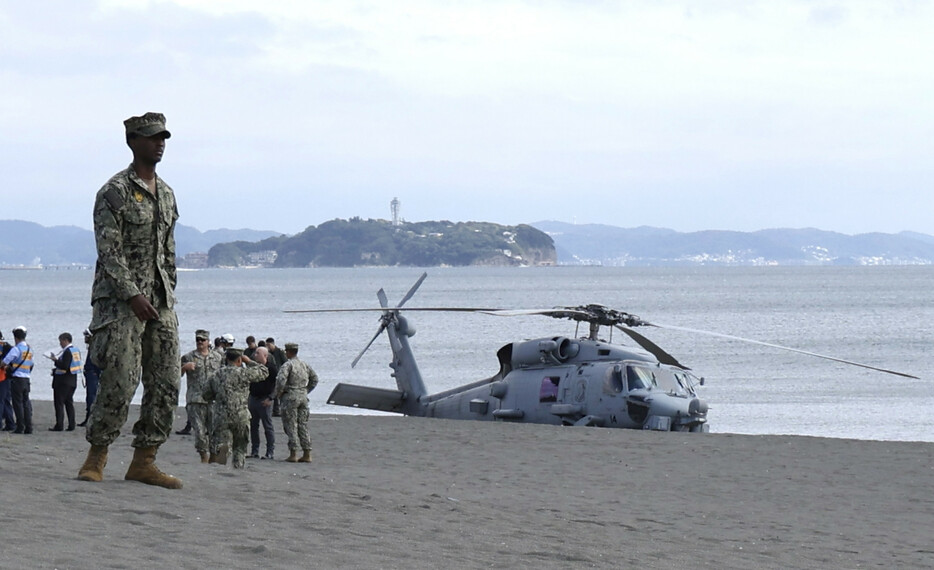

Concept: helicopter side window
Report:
left=673, top=372, right=694, bottom=395
left=603, top=367, right=624, bottom=395
left=539, top=376, right=560, bottom=403
left=626, top=366, right=653, bottom=391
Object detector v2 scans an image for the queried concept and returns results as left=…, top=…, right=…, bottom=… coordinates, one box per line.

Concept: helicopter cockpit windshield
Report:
left=627, top=365, right=692, bottom=396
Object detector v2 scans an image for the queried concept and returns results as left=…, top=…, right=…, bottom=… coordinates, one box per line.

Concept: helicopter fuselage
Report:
left=327, top=309, right=710, bottom=431
left=316, top=273, right=914, bottom=430
left=420, top=337, right=709, bottom=430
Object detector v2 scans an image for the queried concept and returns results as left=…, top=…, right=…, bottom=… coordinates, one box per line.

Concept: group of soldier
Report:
left=1, top=324, right=318, bottom=473
left=179, top=331, right=318, bottom=469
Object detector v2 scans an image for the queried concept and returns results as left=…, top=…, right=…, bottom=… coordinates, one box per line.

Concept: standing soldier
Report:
left=202, top=349, right=268, bottom=469
left=180, top=329, right=222, bottom=462
left=274, top=343, right=318, bottom=463
left=77, top=112, right=183, bottom=489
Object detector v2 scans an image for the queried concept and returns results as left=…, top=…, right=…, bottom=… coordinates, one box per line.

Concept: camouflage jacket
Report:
left=89, top=164, right=178, bottom=329
left=202, top=361, right=268, bottom=424
left=181, top=348, right=223, bottom=404
left=275, top=358, right=318, bottom=405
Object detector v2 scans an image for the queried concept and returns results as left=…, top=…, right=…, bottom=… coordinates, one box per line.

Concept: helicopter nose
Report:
left=689, top=398, right=708, bottom=416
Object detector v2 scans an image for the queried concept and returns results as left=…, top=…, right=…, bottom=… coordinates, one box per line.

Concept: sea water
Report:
left=2, top=266, right=931, bottom=442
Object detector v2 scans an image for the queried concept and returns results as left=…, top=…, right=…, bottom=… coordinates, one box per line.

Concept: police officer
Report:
left=77, top=112, right=183, bottom=489
left=2, top=326, right=33, bottom=434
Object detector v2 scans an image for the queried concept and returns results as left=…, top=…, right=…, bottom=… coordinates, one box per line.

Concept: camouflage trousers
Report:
left=85, top=306, right=180, bottom=448
left=187, top=402, right=212, bottom=454
left=280, top=400, right=311, bottom=452
left=214, top=410, right=250, bottom=468
left=209, top=401, right=230, bottom=455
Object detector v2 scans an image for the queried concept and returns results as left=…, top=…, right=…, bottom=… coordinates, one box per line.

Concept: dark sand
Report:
left=2, top=400, right=933, bottom=569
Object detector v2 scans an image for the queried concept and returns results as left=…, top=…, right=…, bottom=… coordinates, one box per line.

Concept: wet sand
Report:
left=2, top=400, right=933, bottom=569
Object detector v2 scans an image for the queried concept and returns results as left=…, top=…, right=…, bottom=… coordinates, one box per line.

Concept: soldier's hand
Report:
left=128, top=294, right=159, bottom=321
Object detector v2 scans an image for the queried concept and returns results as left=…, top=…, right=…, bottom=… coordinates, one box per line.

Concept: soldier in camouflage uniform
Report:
left=274, top=343, right=318, bottom=463
left=77, top=112, right=183, bottom=489
left=180, top=329, right=222, bottom=462
left=202, top=349, right=268, bottom=469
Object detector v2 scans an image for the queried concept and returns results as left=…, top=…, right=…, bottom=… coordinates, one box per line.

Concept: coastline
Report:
left=2, top=400, right=932, bottom=568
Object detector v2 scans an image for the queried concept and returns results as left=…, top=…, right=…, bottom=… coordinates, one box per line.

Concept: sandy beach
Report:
left=2, top=400, right=932, bottom=569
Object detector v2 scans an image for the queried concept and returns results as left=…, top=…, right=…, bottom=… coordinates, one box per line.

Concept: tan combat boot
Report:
left=285, top=449, right=299, bottom=462
left=124, top=446, right=183, bottom=489
left=77, top=445, right=109, bottom=482
left=199, top=451, right=209, bottom=463
left=298, top=449, right=312, bottom=463
left=215, top=445, right=229, bottom=466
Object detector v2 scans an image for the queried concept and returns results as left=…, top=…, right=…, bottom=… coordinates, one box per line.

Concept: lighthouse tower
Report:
left=391, top=197, right=401, bottom=226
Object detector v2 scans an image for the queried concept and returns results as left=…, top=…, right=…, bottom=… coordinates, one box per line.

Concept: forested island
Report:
left=205, top=218, right=556, bottom=268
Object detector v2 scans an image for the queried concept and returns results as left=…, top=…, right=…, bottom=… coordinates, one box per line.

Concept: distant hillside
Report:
left=532, top=221, right=934, bottom=266
left=0, top=220, right=280, bottom=266
left=4, top=218, right=932, bottom=267
left=208, top=218, right=556, bottom=268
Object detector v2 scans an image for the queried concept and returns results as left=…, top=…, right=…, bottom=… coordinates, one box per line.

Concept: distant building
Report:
left=179, top=251, right=208, bottom=269
left=247, top=250, right=278, bottom=266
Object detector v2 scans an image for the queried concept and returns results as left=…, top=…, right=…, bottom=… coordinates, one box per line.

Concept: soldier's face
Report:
left=130, top=133, right=167, bottom=165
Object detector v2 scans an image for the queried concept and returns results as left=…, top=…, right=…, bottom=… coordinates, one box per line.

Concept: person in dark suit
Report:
left=48, top=332, right=81, bottom=431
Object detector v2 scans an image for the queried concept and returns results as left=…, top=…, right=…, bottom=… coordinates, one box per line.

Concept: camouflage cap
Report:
left=195, top=329, right=210, bottom=340
left=284, top=342, right=299, bottom=351
left=124, top=112, right=171, bottom=138
left=225, top=348, right=244, bottom=360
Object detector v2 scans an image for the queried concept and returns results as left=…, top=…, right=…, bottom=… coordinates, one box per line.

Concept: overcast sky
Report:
left=1, top=1, right=931, bottom=236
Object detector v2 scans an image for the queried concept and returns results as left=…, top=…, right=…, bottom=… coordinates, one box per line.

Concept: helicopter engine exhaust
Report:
left=511, top=337, right=580, bottom=367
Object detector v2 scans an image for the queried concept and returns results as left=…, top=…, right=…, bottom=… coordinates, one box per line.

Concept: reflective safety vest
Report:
left=54, top=345, right=82, bottom=375
left=7, top=342, right=33, bottom=376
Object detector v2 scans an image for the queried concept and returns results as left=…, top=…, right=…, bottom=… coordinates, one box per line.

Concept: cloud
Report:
left=0, top=1, right=932, bottom=235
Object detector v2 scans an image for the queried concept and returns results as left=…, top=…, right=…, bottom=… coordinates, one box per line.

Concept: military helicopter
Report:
left=288, top=273, right=918, bottom=431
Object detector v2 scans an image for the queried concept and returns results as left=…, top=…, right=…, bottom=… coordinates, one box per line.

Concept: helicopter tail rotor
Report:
left=351, top=273, right=428, bottom=368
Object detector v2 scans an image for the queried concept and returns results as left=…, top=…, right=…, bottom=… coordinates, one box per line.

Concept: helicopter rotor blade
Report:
left=397, top=272, right=428, bottom=308
left=351, top=324, right=386, bottom=368
left=351, top=288, right=392, bottom=369
left=477, top=308, right=594, bottom=319
left=648, top=322, right=919, bottom=379
left=285, top=306, right=505, bottom=314
left=615, top=325, right=690, bottom=370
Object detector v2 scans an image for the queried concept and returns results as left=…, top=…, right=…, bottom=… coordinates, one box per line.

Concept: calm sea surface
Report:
left=2, top=266, right=931, bottom=441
